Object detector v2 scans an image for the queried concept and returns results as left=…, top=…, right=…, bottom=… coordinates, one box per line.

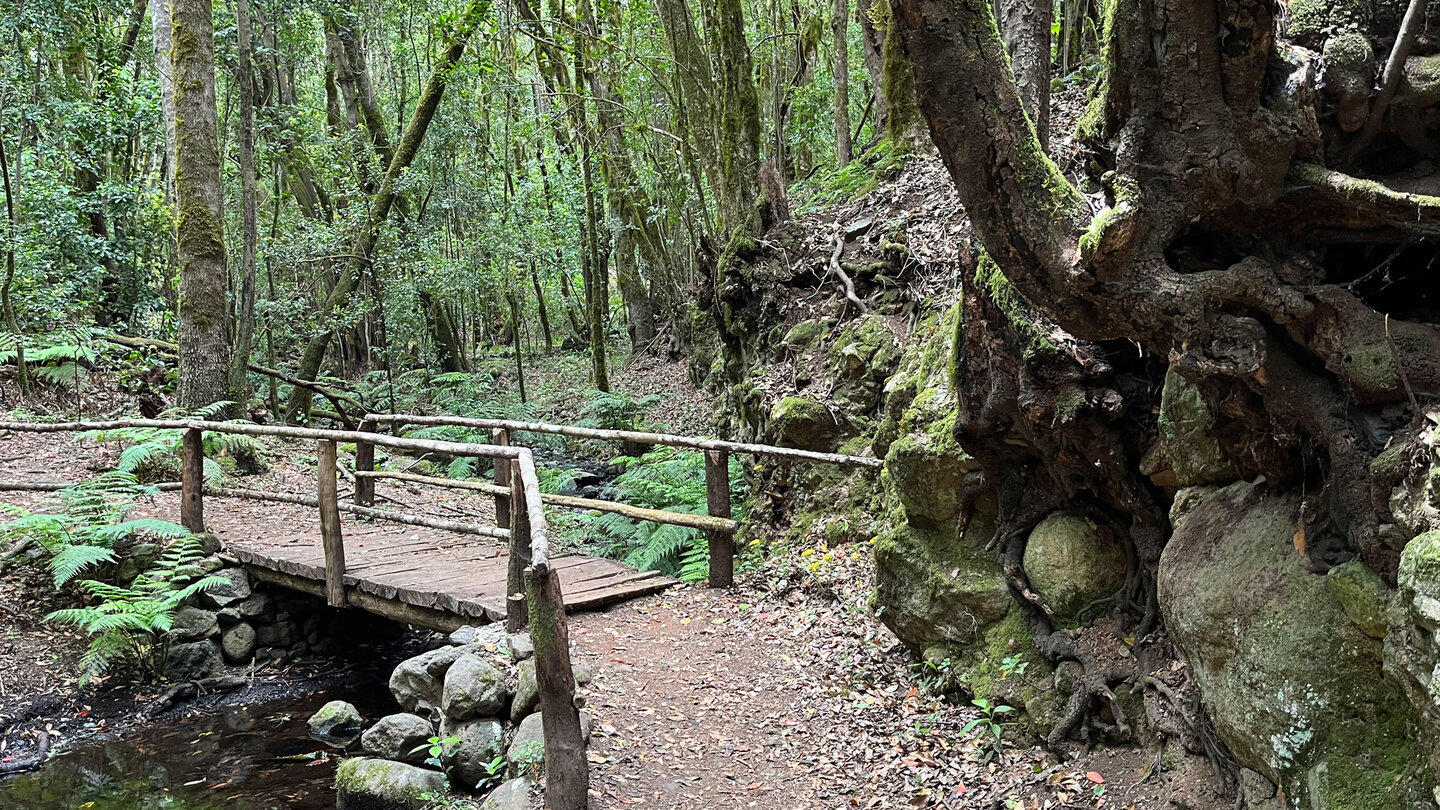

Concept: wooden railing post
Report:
left=354, top=419, right=376, bottom=507
left=492, top=428, right=511, bottom=530
left=180, top=427, right=205, bottom=532
left=505, top=456, right=530, bottom=633
left=705, top=449, right=734, bottom=588
left=317, top=439, right=347, bottom=607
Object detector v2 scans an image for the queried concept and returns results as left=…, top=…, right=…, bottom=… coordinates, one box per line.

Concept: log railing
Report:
left=0, top=418, right=588, bottom=810
left=360, top=412, right=881, bottom=587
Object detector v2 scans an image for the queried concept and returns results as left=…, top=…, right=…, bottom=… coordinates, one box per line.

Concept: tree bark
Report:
left=149, top=0, right=177, bottom=197
left=229, top=0, right=260, bottom=408
left=285, top=0, right=494, bottom=421
left=172, top=0, right=233, bottom=409
left=996, top=0, right=1051, bottom=148
left=530, top=260, right=553, bottom=354
left=833, top=0, right=853, bottom=166
left=0, top=116, right=29, bottom=397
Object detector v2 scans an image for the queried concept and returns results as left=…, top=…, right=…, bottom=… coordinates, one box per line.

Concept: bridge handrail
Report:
left=365, top=412, right=885, bottom=468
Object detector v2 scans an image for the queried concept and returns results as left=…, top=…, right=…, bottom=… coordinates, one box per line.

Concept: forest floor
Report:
left=573, top=544, right=1228, bottom=810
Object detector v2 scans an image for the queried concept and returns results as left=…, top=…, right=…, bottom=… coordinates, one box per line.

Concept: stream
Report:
left=0, top=688, right=390, bottom=810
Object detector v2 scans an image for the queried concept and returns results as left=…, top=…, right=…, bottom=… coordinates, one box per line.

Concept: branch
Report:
left=1347, top=0, right=1428, bottom=162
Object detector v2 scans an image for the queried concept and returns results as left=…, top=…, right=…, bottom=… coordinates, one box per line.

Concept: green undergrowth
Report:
left=796, top=139, right=911, bottom=213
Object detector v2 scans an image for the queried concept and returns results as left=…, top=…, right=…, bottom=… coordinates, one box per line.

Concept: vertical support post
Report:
left=526, top=564, right=587, bottom=810
left=505, top=456, right=531, bottom=633
left=317, top=439, right=347, bottom=608
left=354, top=418, right=375, bottom=507
left=492, top=428, right=512, bottom=530
left=705, top=449, right=734, bottom=588
left=180, top=428, right=205, bottom=533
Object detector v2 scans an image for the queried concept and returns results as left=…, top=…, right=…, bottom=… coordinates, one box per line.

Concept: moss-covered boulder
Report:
left=1386, top=530, right=1440, bottom=775
left=1327, top=560, right=1391, bottom=640
left=769, top=396, right=843, bottom=452
left=1023, top=514, right=1127, bottom=622
left=335, top=757, right=445, bottom=810
left=1139, top=368, right=1236, bottom=487
left=780, top=319, right=825, bottom=353
left=828, top=314, right=902, bottom=415
left=873, top=514, right=1011, bottom=650
left=1159, top=482, right=1431, bottom=808
left=884, top=431, right=980, bottom=528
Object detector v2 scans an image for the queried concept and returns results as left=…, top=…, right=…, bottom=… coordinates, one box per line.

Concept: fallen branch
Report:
left=0, top=731, right=48, bottom=775
left=100, top=333, right=367, bottom=424
left=828, top=231, right=866, bottom=313
left=142, top=675, right=248, bottom=719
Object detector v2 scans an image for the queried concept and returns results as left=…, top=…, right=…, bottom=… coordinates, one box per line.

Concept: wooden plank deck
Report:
left=225, top=523, right=677, bottom=628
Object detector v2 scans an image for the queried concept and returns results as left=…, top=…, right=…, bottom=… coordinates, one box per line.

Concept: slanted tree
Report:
left=891, top=0, right=1440, bottom=745
left=172, top=0, right=233, bottom=409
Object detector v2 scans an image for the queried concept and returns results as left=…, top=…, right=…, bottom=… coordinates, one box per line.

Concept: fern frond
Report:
left=49, top=544, right=117, bottom=588
left=90, top=519, right=192, bottom=544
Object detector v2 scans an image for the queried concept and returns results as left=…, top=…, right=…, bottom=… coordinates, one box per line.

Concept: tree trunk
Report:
left=530, top=259, right=553, bottom=354
left=996, top=0, right=1051, bottom=148
left=229, top=0, right=260, bottom=407
left=0, top=121, right=30, bottom=397
left=285, top=0, right=494, bottom=421
left=149, top=0, right=177, bottom=197
left=833, top=0, right=852, bottom=167
left=172, top=0, right=233, bottom=409
left=508, top=288, right=527, bottom=403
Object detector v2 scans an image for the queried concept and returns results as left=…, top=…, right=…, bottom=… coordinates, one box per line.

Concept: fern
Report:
left=45, top=537, right=226, bottom=679
left=48, top=544, right=118, bottom=589
left=578, top=447, right=743, bottom=584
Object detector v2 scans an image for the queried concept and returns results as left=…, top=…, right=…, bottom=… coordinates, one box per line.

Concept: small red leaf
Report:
left=1086, top=771, right=1105, bottom=784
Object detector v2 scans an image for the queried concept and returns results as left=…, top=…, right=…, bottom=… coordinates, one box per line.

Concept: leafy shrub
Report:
left=79, top=402, right=268, bottom=483
left=583, top=447, right=742, bottom=584
left=46, top=537, right=225, bottom=678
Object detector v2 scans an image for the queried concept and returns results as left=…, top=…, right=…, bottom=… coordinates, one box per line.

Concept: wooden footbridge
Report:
left=0, top=413, right=879, bottom=808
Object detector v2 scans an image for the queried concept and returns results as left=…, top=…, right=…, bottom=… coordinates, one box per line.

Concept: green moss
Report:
left=1339, top=340, right=1401, bottom=398
left=975, top=250, right=1056, bottom=355
left=1399, top=530, right=1440, bottom=586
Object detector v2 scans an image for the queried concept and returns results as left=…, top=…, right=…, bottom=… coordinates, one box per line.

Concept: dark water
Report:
left=0, top=691, right=388, bottom=810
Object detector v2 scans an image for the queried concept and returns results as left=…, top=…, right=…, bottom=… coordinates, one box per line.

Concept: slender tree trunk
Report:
left=833, top=0, right=852, bottom=166
left=509, top=288, right=527, bottom=403
left=997, top=0, right=1052, bottom=148
left=229, top=0, right=260, bottom=407
left=285, top=0, right=493, bottom=420
left=0, top=120, right=30, bottom=397
left=172, top=0, right=233, bottom=409
left=579, top=122, right=609, bottom=392
left=149, top=0, right=177, bottom=197
left=530, top=259, right=553, bottom=354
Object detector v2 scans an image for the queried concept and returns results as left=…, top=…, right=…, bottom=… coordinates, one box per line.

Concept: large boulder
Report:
left=162, top=639, right=224, bottom=681
left=872, top=523, right=1011, bottom=649
left=768, top=397, right=842, bottom=452
left=511, top=659, right=539, bottom=723
left=360, top=713, right=435, bottom=765
left=480, top=777, right=531, bottom=810
left=1138, top=368, right=1237, bottom=487
left=439, top=717, right=504, bottom=791
left=1023, top=514, right=1127, bottom=622
left=506, top=711, right=592, bottom=778
left=308, top=700, right=364, bottom=748
left=441, top=654, right=508, bottom=720
left=335, top=757, right=445, bottom=810
left=1159, top=482, right=1430, bottom=808
left=1387, top=529, right=1440, bottom=774
left=390, top=645, right=467, bottom=717
left=220, top=621, right=257, bottom=663
left=200, top=567, right=252, bottom=608
left=169, top=606, right=220, bottom=641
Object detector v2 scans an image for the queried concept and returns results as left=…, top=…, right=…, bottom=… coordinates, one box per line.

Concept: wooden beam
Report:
left=244, top=566, right=471, bottom=633
left=352, top=469, right=738, bottom=533
left=493, top=428, right=512, bottom=530
left=181, top=428, right=205, bottom=533
left=507, top=457, right=530, bottom=634
left=705, top=449, right=734, bottom=588
left=515, top=451, right=550, bottom=572
left=354, top=419, right=376, bottom=507
left=0, top=481, right=181, bottom=492
left=368, top=412, right=884, bottom=468
left=525, top=562, right=587, bottom=810
left=317, top=440, right=346, bottom=607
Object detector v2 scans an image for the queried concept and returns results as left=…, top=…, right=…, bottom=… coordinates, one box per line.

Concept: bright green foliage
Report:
left=1, top=471, right=189, bottom=588
left=45, top=537, right=226, bottom=678
left=79, top=403, right=267, bottom=483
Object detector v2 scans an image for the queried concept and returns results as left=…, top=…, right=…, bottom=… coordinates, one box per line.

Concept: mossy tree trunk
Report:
left=996, top=0, right=1051, bottom=148
left=284, top=0, right=493, bottom=421
left=890, top=0, right=1440, bottom=746
left=172, top=0, right=233, bottom=410
left=833, top=0, right=853, bottom=167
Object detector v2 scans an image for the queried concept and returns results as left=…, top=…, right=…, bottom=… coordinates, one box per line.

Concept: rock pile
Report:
left=329, top=622, right=594, bottom=810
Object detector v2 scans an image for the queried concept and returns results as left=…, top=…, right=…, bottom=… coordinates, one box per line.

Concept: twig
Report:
left=1386, top=314, right=1420, bottom=412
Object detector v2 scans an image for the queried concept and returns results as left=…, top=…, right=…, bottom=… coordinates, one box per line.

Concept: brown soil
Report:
left=575, top=541, right=1230, bottom=810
